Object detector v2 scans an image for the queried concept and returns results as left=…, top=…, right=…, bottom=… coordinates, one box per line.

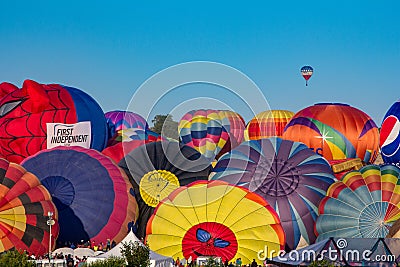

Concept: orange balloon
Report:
left=282, top=103, right=379, bottom=163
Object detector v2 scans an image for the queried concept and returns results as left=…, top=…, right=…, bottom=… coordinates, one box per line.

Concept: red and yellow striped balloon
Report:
left=0, top=158, right=59, bottom=256
left=245, top=110, right=294, bottom=140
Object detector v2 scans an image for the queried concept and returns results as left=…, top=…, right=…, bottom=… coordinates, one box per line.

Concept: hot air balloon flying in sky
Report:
left=211, top=137, right=335, bottom=250
left=300, top=66, right=313, bottom=86
left=21, top=146, right=138, bottom=246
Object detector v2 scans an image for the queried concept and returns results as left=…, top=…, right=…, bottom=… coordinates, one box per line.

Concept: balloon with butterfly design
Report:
left=145, top=180, right=285, bottom=264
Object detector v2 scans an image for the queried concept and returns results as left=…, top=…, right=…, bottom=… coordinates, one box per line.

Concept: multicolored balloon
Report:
left=282, top=103, right=379, bottom=163
left=146, top=180, right=285, bottom=263
left=118, top=141, right=211, bottom=239
left=0, top=80, right=108, bottom=163
left=244, top=110, right=294, bottom=140
left=300, top=66, right=313, bottom=86
left=21, top=146, right=138, bottom=246
left=105, top=111, right=149, bottom=138
left=211, top=137, right=335, bottom=250
left=108, top=128, right=163, bottom=146
left=178, top=109, right=228, bottom=160
left=217, top=110, right=246, bottom=155
left=316, top=164, right=400, bottom=239
left=102, top=140, right=144, bottom=163
left=0, top=158, right=59, bottom=256
left=380, top=100, right=400, bottom=164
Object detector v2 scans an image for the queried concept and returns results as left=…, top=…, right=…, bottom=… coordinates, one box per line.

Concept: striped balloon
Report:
left=105, top=111, right=149, bottom=138
left=22, top=146, right=138, bottom=246
left=211, top=137, right=335, bottom=250
left=0, top=158, right=59, bottom=256
left=217, top=110, right=246, bottom=156
left=178, top=110, right=229, bottom=160
left=245, top=110, right=294, bottom=140
left=317, top=164, right=400, bottom=240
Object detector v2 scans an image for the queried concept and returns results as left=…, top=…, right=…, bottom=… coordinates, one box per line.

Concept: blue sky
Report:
left=0, top=1, right=399, bottom=124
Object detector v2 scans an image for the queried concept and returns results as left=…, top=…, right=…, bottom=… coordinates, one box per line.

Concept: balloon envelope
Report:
left=21, top=146, right=138, bottom=246
left=119, top=141, right=211, bottom=239
left=105, top=111, right=149, bottom=138
left=211, top=137, right=335, bottom=250
left=0, top=80, right=108, bottom=163
left=380, top=100, right=400, bottom=164
left=317, top=164, right=400, bottom=239
left=0, top=158, right=59, bottom=255
left=282, top=103, right=379, bottom=163
left=245, top=110, right=294, bottom=140
left=146, top=180, right=285, bottom=264
left=179, top=109, right=244, bottom=161
left=300, top=66, right=313, bottom=81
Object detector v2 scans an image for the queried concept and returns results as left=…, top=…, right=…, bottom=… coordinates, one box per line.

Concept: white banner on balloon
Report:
left=46, top=122, right=91, bottom=149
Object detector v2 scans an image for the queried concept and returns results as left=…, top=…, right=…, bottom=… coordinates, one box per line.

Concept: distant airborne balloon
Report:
left=300, top=66, right=313, bottom=86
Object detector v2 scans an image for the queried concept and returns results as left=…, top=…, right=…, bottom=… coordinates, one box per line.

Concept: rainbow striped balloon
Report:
left=178, top=110, right=230, bottom=160
left=317, top=164, right=400, bottom=239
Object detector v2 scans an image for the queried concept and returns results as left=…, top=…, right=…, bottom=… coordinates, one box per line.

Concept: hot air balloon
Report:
left=380, top=100, right=400, bottom=164
left=118, top=141, right=212, bottom=239
left=0, top=158, right=59, bottom=256
left=211, top=137, right=335, bottom=250
left=0, top=80, right=108, bottom=163
left=102, top=140, right=144, bottom=164
left=21, top=146, right=138, bottom=246
left=105, top=111, right=149, bottom=138
left=282, top=103, right=379, bottom=164
left=244, top=110, right=295, bottom=140
left=217, top=110, right=246, bottom=155
left=316, top=164, right=400, bottom=239
left=300, top=66, right=313, bottom=86
left=178, top=109, right=244, bottom=161
left=146, top=180, right=285, bottom=264
left=107, top=128, right=164, bottom=147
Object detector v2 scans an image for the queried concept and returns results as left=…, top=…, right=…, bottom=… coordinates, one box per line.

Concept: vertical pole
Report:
left=49, top=222, right=52, bottom=264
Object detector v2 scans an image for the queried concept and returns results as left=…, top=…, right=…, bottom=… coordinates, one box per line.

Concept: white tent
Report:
left=87, top=231, right=173, bottom=267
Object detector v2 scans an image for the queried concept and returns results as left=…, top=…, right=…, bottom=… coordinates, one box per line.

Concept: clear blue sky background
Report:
left=0, top=1, right=399, bottom=124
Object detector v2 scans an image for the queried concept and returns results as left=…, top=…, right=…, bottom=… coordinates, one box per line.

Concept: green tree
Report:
left=204, top=257, right=223, bottom=267
left=151, top=114, right=179, bottom=140
left=0, top=249, right=35, bottom=267
left=87, top=256, right=125, bottom=267
left=120, top=240, right=150, bottom=267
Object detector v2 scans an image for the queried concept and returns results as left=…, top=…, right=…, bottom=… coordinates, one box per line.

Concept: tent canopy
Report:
left=94, top=230, right=173, bottom=267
